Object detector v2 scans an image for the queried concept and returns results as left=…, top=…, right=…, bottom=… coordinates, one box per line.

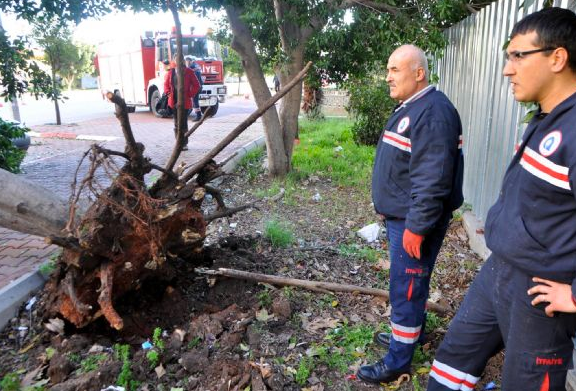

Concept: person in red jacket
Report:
left=164, top=60, right=200, bottom=150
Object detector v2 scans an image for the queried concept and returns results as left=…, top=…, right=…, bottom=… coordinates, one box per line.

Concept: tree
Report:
left=223, top=46, right=245, bottom=95
left=200, top=0, right=495, bottom=177
left=60, top=43, right=96, bottom=91
left=32, top=17, right=79, bottom=125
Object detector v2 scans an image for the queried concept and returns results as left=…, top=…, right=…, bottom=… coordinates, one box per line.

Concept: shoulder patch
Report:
left=539, top=130, right=562, bottom=157
left=397, top=117, right=410, bottom=134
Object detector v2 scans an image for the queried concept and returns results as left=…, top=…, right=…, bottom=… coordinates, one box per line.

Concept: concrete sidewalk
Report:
left=0, top=98, right=263, bottom=329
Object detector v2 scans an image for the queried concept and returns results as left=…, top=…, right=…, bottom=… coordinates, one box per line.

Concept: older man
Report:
left=357, top=45, right=464, bottom=384
left=428, top=8, right=576, bottom=391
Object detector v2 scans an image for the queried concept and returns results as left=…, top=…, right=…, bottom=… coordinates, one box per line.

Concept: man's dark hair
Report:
left=511, top=7, right=576, bottom=72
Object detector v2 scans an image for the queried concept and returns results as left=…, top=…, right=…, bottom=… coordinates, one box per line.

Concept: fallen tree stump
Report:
left=195, top=267, right=453, bottom=316
left=34, top=62, right=314, bottom=330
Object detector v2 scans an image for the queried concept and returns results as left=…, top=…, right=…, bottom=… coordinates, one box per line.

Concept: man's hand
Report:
left=528, top=277, right=576, bottom=317
left=403, top=229, right=424, bottom=260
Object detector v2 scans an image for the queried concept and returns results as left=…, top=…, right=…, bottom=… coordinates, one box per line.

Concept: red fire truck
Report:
left=96, top=28, right=227, bottom=117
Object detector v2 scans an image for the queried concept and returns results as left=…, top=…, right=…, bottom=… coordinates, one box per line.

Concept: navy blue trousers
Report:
left=384, top=217, right=449, bottom=371
left=427, top=255, right=576, bottom=391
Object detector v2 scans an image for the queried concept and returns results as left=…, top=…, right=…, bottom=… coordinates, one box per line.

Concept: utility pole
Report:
left=0, top=12, right=22, bottom=122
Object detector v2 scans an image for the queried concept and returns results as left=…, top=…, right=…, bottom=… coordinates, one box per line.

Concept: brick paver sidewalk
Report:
left=0, top=97, right=262, bottom=290
left=0, top=228, right=58, bottom=288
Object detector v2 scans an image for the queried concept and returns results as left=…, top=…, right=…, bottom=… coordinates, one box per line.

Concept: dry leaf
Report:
left=304, top=317, right=340, bottom=333
left=44, top=318, right=65, bottom=334
left=155, top=364, right=166, bottom=378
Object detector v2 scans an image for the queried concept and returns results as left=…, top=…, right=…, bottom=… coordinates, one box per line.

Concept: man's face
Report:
left=386, top=51, right=420, bottom=102
left=503, top=31, right=554, bottom=103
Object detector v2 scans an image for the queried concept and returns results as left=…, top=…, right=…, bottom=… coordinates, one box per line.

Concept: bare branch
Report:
left=106, top=92, right=140, bottom=160
left=181, top=61, right=313, bottom=182
left=204, top=203, right=255, bottom=223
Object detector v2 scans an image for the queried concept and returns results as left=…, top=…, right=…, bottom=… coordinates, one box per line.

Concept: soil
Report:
left=0, top=158, right=503, bottom=391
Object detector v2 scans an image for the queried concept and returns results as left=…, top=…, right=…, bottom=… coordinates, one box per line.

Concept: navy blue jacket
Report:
left=372, top=87, right=464, bottom=235
left=485, top=91, right=576, bottom=293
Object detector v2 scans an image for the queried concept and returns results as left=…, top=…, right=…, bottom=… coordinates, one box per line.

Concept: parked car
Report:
left=1, top=119, right=30, bottom=151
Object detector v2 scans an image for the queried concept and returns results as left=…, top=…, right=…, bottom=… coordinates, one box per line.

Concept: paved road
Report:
left=0, top=95, right=263, bottom=289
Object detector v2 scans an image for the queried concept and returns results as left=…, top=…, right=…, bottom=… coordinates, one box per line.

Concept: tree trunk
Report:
left=51, top=67, right=62, bottom=125
left=0, top=169, right=72, bottom=237
left=225, top=4, right=289, bottom=177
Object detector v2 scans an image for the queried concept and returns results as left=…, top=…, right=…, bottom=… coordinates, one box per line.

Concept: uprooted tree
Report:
left=0, top=44, right=312, bottom=329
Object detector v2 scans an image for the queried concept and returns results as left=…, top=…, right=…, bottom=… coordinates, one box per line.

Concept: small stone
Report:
left=271, top=296, right=292, bottom=319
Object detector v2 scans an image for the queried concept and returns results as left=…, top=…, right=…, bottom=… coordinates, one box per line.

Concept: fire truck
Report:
left=96, top=28, right=227, bottom=117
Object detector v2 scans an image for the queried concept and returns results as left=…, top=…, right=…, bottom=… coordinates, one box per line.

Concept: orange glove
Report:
left=403, top=228, right=424, bottom=260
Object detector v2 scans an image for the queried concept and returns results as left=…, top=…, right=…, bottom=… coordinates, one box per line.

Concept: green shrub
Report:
left=0, top=118, right=28, bottom=173
left=346, top=77, right=396, bottom=146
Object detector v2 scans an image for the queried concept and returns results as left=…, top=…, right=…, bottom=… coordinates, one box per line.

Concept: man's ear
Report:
left=550, top=47, right=569, bottom=73
left=416, top=67, right=426, bottom=82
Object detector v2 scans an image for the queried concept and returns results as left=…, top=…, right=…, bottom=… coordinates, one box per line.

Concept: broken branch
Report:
left=181, top=61, right=313, bottom=182
left=196, top=267, right=452, bottom=316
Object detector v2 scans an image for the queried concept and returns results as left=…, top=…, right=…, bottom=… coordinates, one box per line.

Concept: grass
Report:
left=79, top=353, right=107, bottom=373
left=257, top=288, right=272, bottom=308
left=238, top=147, right=265, bottom=181
left=0, top=372, right=20, bottom=391
left=264, top=219, right=294, bottom=248
left=295, top=356, right=314, bottom=385
left=291, top=119, right=374, bottom=189
left=114, top=344, right=139, bottom=391
left=337, top=243, right=385, bottom=264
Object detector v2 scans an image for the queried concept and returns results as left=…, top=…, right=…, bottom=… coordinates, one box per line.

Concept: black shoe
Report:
left=357, top=361, right=410, bottom=384
left=375, top=332, right=391, bottom=347
left=192, top=115, right=202, bottom=122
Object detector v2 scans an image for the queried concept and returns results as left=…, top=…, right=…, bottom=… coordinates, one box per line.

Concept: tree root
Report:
left=97, top=262, right=124, bottom=330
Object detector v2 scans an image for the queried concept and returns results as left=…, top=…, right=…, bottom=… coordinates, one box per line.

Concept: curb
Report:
left=0, top=135, right=266, bottom=332
left=221, top=136, right=266, bottom=174
left=0, top=268, right=47, bottom=331
left=28, top=131, right=118, bottom=142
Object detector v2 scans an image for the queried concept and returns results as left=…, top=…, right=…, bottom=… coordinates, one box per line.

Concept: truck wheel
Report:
left=150, top=90, right=162, bottom=117
left=201, top=101, right=219, bottom=117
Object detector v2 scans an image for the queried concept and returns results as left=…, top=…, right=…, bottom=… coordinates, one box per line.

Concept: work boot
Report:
left=357, top=360, right=410, bottom=384
left=375, top=332, right=391, bottom=347
left=192, top=113, right=202, bottom=122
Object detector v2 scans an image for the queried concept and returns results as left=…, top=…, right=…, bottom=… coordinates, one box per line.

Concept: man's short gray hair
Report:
left=408, top=45, right=429, bottom=81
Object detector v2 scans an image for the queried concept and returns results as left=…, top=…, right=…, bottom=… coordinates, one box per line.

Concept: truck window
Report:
left=170, top=37, right=217, bottom=60
left=156, top=39, right=169, bottom=62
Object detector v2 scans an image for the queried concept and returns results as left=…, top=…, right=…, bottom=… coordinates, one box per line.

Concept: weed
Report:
left=114, top=344, right=139, bottom=391
left=282, top=286, right=295, bottom=299
left=264, top=219, right=294, bottom=248
left=67, top=352, right=81, bottom=363
left=319, top=323, right=376, bottom=372
left=152, top=327, right=164, bottom=351
left=187, top=336, right=202, bottom=349
left=39, top=259, right=56, bottom=276
left=337, top=243, right=384, bottom=263
left=257, top=288, right=272, bottom=308
left=79, top=353, right=107, bottom=373
left=412, top=345, right=432, bottom=365
left=45, top=347, right=56, bottom=360
left=295, top=356, right=314, bottom=385
left=425, top=313, right=448, bottom=334
left=317, top=294, right=336, bottom=309
left=0, top=372, right=20, bottom=391
left=146, top=350, right=160, bottom=368
left=238, top=147, right=265, bottom=181
left=412, top=374, right=424, bottom=391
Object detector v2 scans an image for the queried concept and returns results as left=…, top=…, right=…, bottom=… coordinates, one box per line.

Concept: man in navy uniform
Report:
left=357, top=44, right=464, bottom=384
left=428, top=7, right=576, bottom=391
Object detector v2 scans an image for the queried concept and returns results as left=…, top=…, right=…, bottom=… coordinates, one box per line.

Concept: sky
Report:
left=1, top=9, right=221, bottom=45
